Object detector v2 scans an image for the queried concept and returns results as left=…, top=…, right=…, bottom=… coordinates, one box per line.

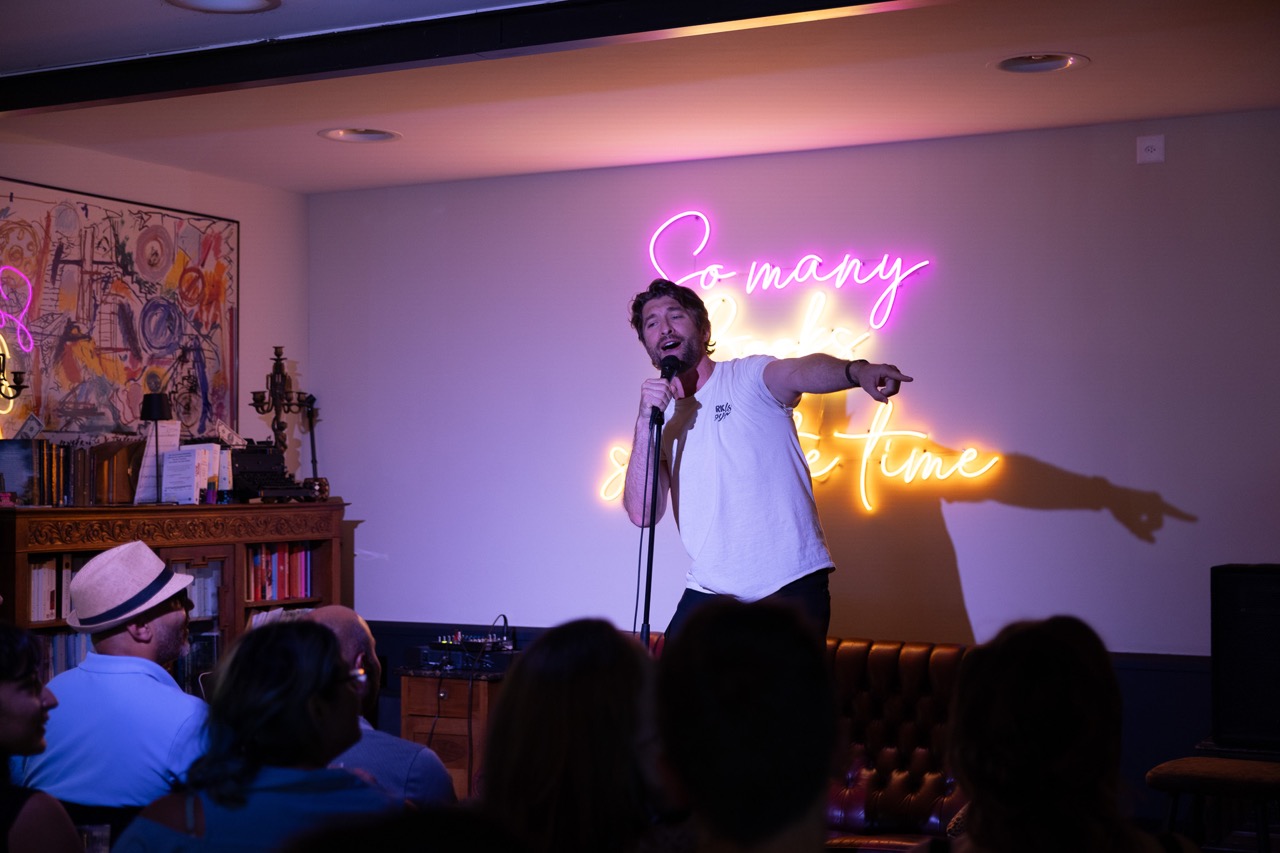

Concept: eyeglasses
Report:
left=148, top=591, right=192, bottom=617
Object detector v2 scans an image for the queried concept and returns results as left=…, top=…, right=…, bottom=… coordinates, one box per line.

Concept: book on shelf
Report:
left=218, top=447, right=233, bottom=492
left=170, top=559, right=221, bottom=620
left=90, top=439, right=144, bottom=505
left=36, top=632, right=93, bottom=685
left=2, top=438, right=150, bottom=507
left=0, top=438, right=53, bottom=506
left=246, top=606, right=314, bottom=630
left=29, top=556, right=59, bottom=622
left=28, top=554, right=78, bottom=622
left=245, top=543, right=312, bottom=602
left=65, top=554, right=91, bottom=619
left=158, top=442, right=222, bottom=505
left=135, top=421, right=182, bottom=504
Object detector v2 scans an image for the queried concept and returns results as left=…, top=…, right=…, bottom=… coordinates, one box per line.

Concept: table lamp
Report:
left=140, top=392, right=173, bottom=504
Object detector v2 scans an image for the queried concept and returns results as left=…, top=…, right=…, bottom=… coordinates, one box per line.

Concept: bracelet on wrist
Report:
left=845, top=359, right=868, bottom=387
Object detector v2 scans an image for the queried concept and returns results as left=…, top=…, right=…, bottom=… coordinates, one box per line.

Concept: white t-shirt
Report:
left=662, top=354, right=833, bottom=601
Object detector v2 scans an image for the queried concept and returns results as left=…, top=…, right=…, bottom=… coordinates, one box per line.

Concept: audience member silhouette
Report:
left=114, top=620, right=402, bottom=853
left=306, top=605, right=456, bottom=807
left=281, top=805, right=528, bottom=853
left=656, top=598, right=836, bottom=853
left=932, top=615, right=1198, bottom=853
left=13, top=540, right=206, bottom=838
left=0, top=622, right=82, bottom=853
left=480, top=618, right=690, bottom=853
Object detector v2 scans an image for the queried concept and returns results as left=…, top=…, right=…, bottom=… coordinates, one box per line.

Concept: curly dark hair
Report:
left=628, top=278, right=715, bottom=355
left=948, top=615, right=1128, bottom=853
left=657, top=599, right=835, bottom=847
left=480, top=619, right=654, bottom=853
left=187, top=620, right=352, bottom=806
left=0, top=620, right=42, bottom=684
left=0, top=621, right=45, bottom=782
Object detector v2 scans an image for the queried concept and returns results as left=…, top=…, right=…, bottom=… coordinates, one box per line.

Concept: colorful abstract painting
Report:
left=0, top=177, right=238, bottom=444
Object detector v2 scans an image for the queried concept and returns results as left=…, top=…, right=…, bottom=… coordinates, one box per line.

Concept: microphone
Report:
left=651, top=355, right=685, bottom=426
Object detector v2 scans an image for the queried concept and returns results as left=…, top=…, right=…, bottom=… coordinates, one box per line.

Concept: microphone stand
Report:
left=640, top=354, right=682, bottom=652
left=641, top=404, right=664, bottom=652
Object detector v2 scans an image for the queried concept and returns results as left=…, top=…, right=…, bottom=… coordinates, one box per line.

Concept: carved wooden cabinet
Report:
left=400, top=671, right=503, bottom=798
left=0, top=499, right=350, bottom=688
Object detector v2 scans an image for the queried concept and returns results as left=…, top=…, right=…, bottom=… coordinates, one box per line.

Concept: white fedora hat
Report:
left=66, top=540, right=193, bottom=632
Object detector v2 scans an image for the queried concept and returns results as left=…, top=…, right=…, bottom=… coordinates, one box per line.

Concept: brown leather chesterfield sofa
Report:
left=824, top=638, right=970, bottom=850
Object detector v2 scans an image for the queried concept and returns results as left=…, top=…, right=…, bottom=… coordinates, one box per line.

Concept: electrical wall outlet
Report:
left=1137, top=134, right=1165, bottom=164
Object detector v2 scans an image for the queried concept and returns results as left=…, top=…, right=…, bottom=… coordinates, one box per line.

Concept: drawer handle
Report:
left=438, top=689, right=448, bottom=700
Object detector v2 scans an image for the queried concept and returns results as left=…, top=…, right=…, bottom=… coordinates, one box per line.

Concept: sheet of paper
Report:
left=134, top=420, right=182, bottom=504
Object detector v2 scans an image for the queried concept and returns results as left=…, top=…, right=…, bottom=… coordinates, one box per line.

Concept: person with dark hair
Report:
left=13, top=540, right=207, bottom=835
left=656, top=598, right=836, bottom=852
left=624, top=278, right=912, bottom=639
left=933, top=615, right=1197, bottom=853
left=480, top=618, right=689, bottom=853
left=0, top=622, right=82, bottom=853
left=281, top=805, right=529, bottom=853
left=306, top=605, right=455, bottom=807
left=113, top=620, right=402, bottom=852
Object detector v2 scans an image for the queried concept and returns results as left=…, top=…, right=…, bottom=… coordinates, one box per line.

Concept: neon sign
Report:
left=649, top=210, right=931, bottom=329
left=599, top=210, right=1000, bottom=512
left=833, top=402, right=1000, bottom=511
left=706, top=291, right=870, bottom=361
left=600, top=401, right=1000, bottom=512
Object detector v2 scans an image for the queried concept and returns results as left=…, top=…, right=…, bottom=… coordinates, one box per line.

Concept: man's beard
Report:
left=158, top=619, right=191, bottom=665
left=650, top=337, right=699, bottom=371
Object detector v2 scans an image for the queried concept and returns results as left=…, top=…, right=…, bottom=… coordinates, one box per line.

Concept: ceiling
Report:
left=2, top=0, right=1278, bottom=195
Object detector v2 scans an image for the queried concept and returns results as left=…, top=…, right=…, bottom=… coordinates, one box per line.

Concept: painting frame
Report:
left=0, top=176, right=238, bottom=446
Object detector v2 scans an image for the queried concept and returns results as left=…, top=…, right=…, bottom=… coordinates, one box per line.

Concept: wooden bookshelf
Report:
left=0, top=499, right=350, bottom=689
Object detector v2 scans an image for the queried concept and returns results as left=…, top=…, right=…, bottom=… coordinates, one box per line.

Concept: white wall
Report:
left=0, top=133, right=312, bottom=464
left=6, top=109, right=1276, bottom=656
left=307, top=109, right=1280, bottom=655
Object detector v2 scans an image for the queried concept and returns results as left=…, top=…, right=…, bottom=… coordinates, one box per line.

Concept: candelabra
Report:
left=0, top=352, right=27, bottom=400
left=250, top=346, right=309, bottom=453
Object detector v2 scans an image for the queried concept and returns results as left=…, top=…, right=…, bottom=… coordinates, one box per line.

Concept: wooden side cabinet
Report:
left=400, top=671, right=503, bottom=798
left=0, top=499, right=351, bottom=688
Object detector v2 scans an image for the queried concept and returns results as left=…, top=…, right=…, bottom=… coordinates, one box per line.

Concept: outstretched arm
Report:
left=622, top=377, right=673, bottom=527
left=763, top=353, right=912, bottom=407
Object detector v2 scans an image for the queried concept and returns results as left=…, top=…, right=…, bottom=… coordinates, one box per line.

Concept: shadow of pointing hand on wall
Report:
left=971, top=453, right=1198, bottom=544
left=1100, top=481, right=1198, bottom=543
left=813, top=409, right=1199, bottom=642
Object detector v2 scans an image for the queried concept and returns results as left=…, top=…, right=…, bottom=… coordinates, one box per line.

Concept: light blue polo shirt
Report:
left=15, top=651, right=208, bottom=806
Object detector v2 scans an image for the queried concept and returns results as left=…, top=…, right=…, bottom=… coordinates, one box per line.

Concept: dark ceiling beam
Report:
left=1, top=0, right=879, bottom=114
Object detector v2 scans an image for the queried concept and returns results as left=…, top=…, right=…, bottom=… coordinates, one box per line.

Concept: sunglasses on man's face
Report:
left=158, top=591, right=194, bottom=614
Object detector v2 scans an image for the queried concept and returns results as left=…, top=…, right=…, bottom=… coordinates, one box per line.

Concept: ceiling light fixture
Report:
left=165, top=0, right=281, bottom=12
left=995, top=53, right=1090, bottom=74
left=318, top=128, right=403, bottom=143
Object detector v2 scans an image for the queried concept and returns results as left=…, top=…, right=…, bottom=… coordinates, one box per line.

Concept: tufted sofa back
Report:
left=825, top=638, right=970, bottom=849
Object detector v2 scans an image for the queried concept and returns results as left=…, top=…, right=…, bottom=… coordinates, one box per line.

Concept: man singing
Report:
left=623, top=278, right=912, bottom=640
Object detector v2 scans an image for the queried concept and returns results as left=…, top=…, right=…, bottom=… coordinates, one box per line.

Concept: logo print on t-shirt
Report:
left=715, top=402, right=732, bottom=422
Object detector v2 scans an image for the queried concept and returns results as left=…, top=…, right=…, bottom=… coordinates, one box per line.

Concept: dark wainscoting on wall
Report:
left=1114, top=652, right=1212, bottom=827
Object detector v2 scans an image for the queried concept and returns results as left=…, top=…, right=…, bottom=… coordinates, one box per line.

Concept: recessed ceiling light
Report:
left=995, top=53, right=1090, bottom=74
left=165, top=0, right=280, bottom=12
left=318, top=128, right=403, bottom=143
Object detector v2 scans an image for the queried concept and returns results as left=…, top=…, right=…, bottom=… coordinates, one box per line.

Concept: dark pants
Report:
left=663, top=567, right=832, bottom=644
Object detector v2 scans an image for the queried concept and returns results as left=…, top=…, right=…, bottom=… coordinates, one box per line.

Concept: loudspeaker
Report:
left=1211, top=563, right=1280, bottom=749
